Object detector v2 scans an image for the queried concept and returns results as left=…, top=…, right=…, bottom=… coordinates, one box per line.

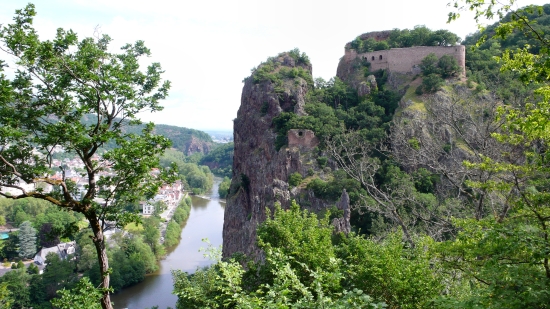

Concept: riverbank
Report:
left=157, top=191, right=189, bottom=244
left=111, top=178, right=225, bottom=309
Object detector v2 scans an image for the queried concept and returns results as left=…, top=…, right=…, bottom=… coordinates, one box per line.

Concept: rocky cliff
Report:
left=223, top=52, right=336, bottom=259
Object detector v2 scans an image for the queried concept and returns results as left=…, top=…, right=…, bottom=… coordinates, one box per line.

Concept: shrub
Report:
left=317, top=156, right=328, bottom=168
left=437, top=54, right=460, bottom=78
left=421, top=73, right=444, bottom=93
left=420, top=53, right=439, bottom=75
left=288, top=172, right=303, bottom=188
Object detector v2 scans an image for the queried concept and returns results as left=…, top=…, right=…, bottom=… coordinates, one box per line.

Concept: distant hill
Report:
left=154, top=124, right=214, bottom=155
left=81, top=115, right=214, bottom=155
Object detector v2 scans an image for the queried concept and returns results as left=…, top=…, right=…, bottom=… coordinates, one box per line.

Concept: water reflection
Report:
left=111, top=179, right=225, bottom=309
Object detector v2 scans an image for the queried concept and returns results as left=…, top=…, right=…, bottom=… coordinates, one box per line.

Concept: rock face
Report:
left=223, top=52, right=319, bottom=259
left=184, top=135, right=212, bottom=155
left=332, top=189, right=351, bottom=234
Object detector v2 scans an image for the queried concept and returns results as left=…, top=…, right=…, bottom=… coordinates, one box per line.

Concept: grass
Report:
left=125, top=222, right=143, bottom=232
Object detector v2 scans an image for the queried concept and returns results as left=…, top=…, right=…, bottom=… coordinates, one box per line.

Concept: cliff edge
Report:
left=223, top=51, right=317, bottom=259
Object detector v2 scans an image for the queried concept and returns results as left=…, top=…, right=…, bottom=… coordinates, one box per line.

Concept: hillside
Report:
left=80, top=114, right=214, bottom=155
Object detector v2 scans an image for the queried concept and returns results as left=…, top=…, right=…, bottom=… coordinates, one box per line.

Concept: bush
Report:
left=421, top=73, right=444, bottom=93
left=317, top=156, right=328, bottom=168
left=437, top=54, right=460, bottom=78
left=288, top=172, right=303, bottom=188
left=420, top=53, right=439, bottom=75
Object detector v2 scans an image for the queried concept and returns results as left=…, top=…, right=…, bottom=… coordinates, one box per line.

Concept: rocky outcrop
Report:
left=332, top=189, right=351, bottom=234
left=184, top=135, right=212, bottom=155
left=223, top=52, right=323, bottom=259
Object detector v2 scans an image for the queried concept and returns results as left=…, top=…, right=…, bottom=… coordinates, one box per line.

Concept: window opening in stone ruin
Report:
left=372, top=56, right=375, bottom=61
left=379, top=55, right=383, bottom=60
left=298, top=131, right=303, bottom=136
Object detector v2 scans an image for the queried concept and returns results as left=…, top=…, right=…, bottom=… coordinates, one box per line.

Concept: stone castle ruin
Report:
left=287, top=129, right=319, bottom=149
left=342, top=31, right=466, bottom=76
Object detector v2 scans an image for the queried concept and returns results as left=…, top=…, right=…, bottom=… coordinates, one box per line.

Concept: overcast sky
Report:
left=1, top=0, right=547, bottom=131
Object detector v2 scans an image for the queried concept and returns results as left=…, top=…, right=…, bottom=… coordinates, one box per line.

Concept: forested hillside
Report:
left=81, top=114, right=215, bottom=155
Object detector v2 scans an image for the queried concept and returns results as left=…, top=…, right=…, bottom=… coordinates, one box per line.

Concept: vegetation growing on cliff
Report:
left=173, top=201, right=442, bottom=308
left=250, top=48, right=314, bottom=88
left=349, top=26, right=460, bottom=53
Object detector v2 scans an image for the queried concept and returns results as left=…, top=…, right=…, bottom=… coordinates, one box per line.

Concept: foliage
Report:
left=38, top=222, right=60, bottom=248
left=437, top=55, right=460, bottom=78
left=0, top=5, right=173, bottom=308
left=337, top=233, right=443, bottom=309
left=0, top=282, right=13, bottom=309
left=173, top=196, right=191, bottom=225
left=42, top=252, right=78, bottom=300
left=83, top=231, right=157, bottom=293
left=218, top=176, right=231, bottom=199
left=0, top=231, right=18, bottom=260
left=0, top=269, right=30, bottom=309
left=164, top=220, right=181, bottom=248
left=288, top=172, right=303, bottom=188
left=17, top=221, right=36, bottom=259
left=420, top=1, right=550, bottom=307
left=420, top=53, right=439, bottom=75
left=252, top=49, right=313, bottom=88
left=420, top=73, right=445, bottom=94
left=350, top=26, right=459, bottom=53
left=173, top=202, right=388, bottom=309
left=26, top=262, right=39, bottom=274
left=199, top=142, right=234, bottom=178
left=141, top=215, right=164, bottom=257
left=51, top=277, right=102, bottom=309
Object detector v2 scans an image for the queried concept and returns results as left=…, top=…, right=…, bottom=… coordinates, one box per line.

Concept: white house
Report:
left=33, top=241, right=76, bottom=265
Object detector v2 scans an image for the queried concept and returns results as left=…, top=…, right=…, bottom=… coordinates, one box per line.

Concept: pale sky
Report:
left=1, top=0, right=547, bottom=131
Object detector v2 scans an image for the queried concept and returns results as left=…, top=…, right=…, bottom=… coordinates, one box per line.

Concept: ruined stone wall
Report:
left=287, top=129, right=319, bottom=149
left=344, top=45, right=466, bottom=76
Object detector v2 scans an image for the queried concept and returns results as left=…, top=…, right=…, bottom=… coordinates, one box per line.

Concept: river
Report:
left=111, top=178, right=225, bottom=309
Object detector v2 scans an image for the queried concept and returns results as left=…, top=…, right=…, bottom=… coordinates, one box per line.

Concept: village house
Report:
left=33, top=241, right=76, bottom=265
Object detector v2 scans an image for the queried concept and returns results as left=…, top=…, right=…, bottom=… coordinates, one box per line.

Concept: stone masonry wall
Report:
left=344, top=45, right=466, bottom=76
left=287, top=129, right=319, bottom=149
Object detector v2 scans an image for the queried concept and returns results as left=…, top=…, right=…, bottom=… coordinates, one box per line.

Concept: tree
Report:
left=17, top=221, right=36, bottom=259
left=0, top=282, right=13, bottom=309
left=420, top=53, right=439, bottom=75
left=0, top=5, right=174, bottom=308
left=0, top=269, right=30, bottom=309
left=218, top=176, right=231, bottom=198
left=42, top=252, right=77, bottom=300
left=420, top=73, right=444, bottom=93
left=38, top=222, right=60, bottom=248
left=51, top=277, right=102, bottom=309
left=437, top=54, right=460, bottom=78
left=426, top=1, right=550, bottom=306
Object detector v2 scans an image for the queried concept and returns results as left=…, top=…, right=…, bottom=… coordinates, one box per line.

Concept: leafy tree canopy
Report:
left=0, top=4, right=174, bottom=308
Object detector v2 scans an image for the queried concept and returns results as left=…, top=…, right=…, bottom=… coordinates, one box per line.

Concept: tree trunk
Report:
left=88, top=214, right=113, bottom=309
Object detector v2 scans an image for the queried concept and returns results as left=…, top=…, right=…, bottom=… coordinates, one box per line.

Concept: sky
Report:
left=1, top=0, right=548, bottom=131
